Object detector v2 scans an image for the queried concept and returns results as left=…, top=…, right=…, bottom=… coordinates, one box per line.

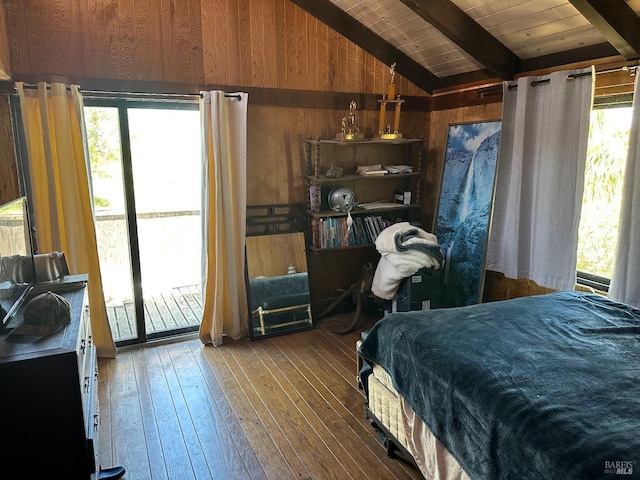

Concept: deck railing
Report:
left=94, top=209, right=202, bottom=341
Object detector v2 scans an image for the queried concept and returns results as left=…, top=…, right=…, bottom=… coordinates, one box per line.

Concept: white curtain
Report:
left=609, top=75, right=640, bottom=307
left=16, top=82, right=117, bottom=357
left=486, top=68, right=594, bottom=291
left=199, top=91, right=248, bottom=346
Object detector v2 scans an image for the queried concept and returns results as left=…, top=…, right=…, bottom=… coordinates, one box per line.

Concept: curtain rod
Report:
left=507, top=64, right=637, bottom=91
left=10, top=83, right=243, bottom=101
left=508, top=71, right=592, bottom=90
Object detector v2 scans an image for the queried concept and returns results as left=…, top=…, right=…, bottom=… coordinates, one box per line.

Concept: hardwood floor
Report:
left=97, top=312, right=423, bottom=480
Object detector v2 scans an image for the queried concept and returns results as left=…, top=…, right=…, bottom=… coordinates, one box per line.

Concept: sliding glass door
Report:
left=84, top=99, right=202, bottom=346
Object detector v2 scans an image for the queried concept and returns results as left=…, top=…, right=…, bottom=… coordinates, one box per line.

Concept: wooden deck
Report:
left=106, top=284, right=202, bottom=341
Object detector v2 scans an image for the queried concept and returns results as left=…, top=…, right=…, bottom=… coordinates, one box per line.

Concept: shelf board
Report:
left=310, top=204, right=420, bottom=218
left=306, top=171, right=421, bottom=183
left=309, top=243, right=376, bottom=253
left=305, top=138, right=425, bottom=146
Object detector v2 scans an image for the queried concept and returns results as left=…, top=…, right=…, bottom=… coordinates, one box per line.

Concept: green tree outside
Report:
left=85, top=107, right=121, bottom=207
left=577, top=107, right=631, bottom=278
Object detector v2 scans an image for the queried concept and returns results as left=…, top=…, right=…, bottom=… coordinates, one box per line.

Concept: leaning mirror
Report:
left=245, top=205, right=313, bottom=339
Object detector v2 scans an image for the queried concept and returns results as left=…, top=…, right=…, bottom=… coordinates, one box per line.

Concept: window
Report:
left=576, top=106, right=632, bottom=290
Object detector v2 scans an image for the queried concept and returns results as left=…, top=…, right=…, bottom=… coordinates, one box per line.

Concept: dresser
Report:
left=0, top=274, right=99, bottom=479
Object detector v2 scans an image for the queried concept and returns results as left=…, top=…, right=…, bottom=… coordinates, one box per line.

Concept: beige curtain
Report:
left=199, top=91, right=248, bottom=346
left=16, top=82, right=116, bottom=358
left=609, top=74, right=640, bottom=308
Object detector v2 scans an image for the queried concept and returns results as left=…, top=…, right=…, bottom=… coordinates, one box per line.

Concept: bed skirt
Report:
left=367, top=361, right=470, bottom=480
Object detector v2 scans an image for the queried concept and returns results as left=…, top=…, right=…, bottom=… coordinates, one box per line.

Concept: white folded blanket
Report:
left=372, top=222, right=443, bottom=300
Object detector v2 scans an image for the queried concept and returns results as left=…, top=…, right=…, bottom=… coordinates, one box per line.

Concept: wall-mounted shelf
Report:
left=304, top=171, right=421, bottom=184
left=310, top=203, right=421, bottom=219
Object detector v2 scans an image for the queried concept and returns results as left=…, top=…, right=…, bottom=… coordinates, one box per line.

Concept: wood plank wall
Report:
left=0, top=3, right=9, bottom=80
left=0, top=0, right=430, bottom=310
left=3, top=0, right=424, bottom=96
left=0, top=98, right=19, bottom=204
left=247, top=104, right=427, bottom=206
left=2, top=0, right=429, bottom=206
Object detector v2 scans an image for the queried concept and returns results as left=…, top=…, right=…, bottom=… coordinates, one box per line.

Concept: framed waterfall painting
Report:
left=435, top=121, right=501, bottom=308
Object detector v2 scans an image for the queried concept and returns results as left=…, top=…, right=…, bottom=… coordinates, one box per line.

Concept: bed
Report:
left=357, top=291, right=640, bottom=479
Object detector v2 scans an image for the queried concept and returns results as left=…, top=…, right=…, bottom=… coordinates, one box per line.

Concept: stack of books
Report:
left=357, top=164, right=387, bottom=176
left=383, top=164, right=413, bottom=174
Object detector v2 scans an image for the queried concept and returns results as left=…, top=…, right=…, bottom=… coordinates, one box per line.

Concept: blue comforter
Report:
left=358, top=291, right=640, bottom=479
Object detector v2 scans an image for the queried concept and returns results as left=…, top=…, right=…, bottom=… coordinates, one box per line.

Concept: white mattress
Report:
left=369, top=364, right=407, bottom=446
left=368, top=363, right=470, bottom=480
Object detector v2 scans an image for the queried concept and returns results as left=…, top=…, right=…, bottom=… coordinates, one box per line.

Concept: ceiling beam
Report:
left=568, top=0, right=640, bottom=60
left=522, top=42, right=621, bottom=72
left=288, top=0, right=440, bottom=93
left=399, top=0, right=521, bottom=80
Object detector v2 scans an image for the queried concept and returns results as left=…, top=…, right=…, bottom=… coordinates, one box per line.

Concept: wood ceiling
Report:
left=291, top=0, right=640, bottom=94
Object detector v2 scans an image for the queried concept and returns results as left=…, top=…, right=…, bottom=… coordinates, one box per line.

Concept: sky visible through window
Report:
left=86, top=107, right=200, bottom=213
left=85, top=105, right=202, bottom=304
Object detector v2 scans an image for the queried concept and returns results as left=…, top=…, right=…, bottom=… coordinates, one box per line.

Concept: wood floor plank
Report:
left=107, top=351, right=154, bottom=480
left=313, top=330, right=362, bottom=386
left=141, top=346, right=197, bottom=479
left=224, top=342, right=342, bottom=478
left=186, top=342, right=270, bottom=480
left=256, top=337, right=402, bottom=480
left=97, top=358, right=113, bottom=467
left=130, top=347, right=169, bottom=480
left=164, top=341, right=255, bottom=480
left=196, top=341, right=307, bottom=480
left=230, top=339, right=362, bottom=480
left=274, top=329, right=423, bottom=479
left=99, top=315, right=422, bottom=480
left=277, top=332, right=365, bottom=416
left=155, top=344, right=218, bottom=479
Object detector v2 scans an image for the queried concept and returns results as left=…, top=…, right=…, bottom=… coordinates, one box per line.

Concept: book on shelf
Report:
left=357, top=164, right=382, bottom=172
left=357, top=164, right=387, bottom=176
left=312, top=215, right=392, bottom=248
left=383, top=164, right=413, bottom=174
left=309, top=184, right=319, bottom=213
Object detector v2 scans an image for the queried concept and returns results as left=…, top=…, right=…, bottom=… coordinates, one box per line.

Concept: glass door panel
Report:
left=85, top=101, right=202, bottom=344
left=85, top=106, right=138, bottom=342
left=128, top=108, right=202, bottom=338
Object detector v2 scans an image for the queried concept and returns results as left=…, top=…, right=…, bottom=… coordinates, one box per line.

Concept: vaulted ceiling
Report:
left=291, top=0, right=640, bottom=94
